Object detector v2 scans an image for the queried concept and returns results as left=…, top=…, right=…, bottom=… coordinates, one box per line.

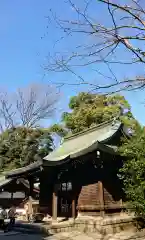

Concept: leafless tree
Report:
left=0, top=83, right=58, bottom=131
left=45, top=0, right=145, bottom=93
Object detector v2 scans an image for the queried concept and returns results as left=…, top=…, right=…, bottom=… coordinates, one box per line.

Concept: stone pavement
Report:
left=0, top=230, right=145, bottom=240
left=0, top=231, right=41, bottom=239
left=0, top=231, right=20, bottom=236
left=48, top=230, right=145, bottom=240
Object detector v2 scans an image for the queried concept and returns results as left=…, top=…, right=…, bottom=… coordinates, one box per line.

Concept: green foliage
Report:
left=0, top=127, right=53, bottom=171
left=50, top=92, right=137, bottom=136
left=38, top=132, right=53, bottom=158
left=49, top=124, right=68, bottom=137
left=119, top=126, right=145, bottom=218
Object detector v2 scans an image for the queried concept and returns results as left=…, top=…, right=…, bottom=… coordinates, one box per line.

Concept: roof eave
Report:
left=43, top=142, right=118, bottom=166
left=6, top=160, right=43, bottom=179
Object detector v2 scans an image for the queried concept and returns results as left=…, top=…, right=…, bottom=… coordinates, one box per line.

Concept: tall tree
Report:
left=119, top=126, right=145, bottom=219
left=0, top=127, right=53, bottom=171
left=46, top=0, right=145, bottom=92
left=0, top=82, right=58, bottom=131
left=50, top=92, right=137, bottom=136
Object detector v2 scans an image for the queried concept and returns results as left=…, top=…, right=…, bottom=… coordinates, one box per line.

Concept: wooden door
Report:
left=57, top=182, right=73, bottom=218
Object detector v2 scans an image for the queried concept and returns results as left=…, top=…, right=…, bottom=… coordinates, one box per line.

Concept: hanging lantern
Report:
left=16, top=179, right=20, bottom=184
left=97, top=150, right=100, bottom=158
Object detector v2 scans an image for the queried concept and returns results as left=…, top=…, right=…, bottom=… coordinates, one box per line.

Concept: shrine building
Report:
left=6, top=120, right=128, bottom=220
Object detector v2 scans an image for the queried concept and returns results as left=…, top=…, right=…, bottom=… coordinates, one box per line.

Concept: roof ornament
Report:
left=97, top=150, right=100, bottom=158
left=112, top=112, right=121, bottom=126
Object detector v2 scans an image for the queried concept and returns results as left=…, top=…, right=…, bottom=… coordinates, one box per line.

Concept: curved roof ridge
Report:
left=64, top=119, right=120, bottom=142
left=43, top=119, right=122, bottom=163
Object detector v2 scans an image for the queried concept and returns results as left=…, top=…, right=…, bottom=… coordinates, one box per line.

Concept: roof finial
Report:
left=112, top=112, right=120, bottom=125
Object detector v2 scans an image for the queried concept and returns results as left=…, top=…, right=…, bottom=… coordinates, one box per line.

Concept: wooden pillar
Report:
left=72, top=198, right=76, bottom=219
left=120, top=199, right=123, bottom=207
left=71, top=182, right=76, bottom=219
left=28, top=178, right=34, bottom=218
left=98, top=180, right=104, bottom=217
left=52, top=186, right=58, bottom=220
left=29, top=178, right=34, bottom=197
left=11, top=192, right=13, bottom=199
left=120, top=199, right=123, bottom=214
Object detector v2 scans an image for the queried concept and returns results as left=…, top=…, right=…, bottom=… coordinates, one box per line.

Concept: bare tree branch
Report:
left=44, top=0, right=145, bottom=92
left=0, top=83, right=58, bottom=131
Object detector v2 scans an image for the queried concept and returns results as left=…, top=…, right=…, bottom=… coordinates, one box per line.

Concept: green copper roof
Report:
left=44, top=120, right=121, bottom=164
left=0, top=176, right=12, bottom=188
left=6, top=161, right=42, bottom=178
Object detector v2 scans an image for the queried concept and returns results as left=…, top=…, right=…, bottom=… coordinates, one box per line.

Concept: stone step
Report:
left=53, top=231, right=102, bottom=240
left=14, top=222, right=48, bottom=234
left=103, top=231, right=145, bottom=240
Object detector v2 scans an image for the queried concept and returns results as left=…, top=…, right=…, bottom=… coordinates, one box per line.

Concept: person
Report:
left=8, top=206, right=16, bottom=229
left=25, top=200, right=33, bottom=222
left=25, top=203, right=30, bottom=222
left=0, top=207, right=7, bottom=231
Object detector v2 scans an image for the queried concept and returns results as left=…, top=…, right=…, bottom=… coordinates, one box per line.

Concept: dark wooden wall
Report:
left=39, top=150, right=125, bottom=217
left=39, top=167, right=58, bottom=215
left=76, top=152, right=124, bottom=215
left=0, top=180, right=35, bottom=208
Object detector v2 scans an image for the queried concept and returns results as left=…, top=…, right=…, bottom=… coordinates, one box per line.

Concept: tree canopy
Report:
left=0, top=82, right=57, bottom=172
left=119, top=126, right=145, bottom=218
left=0, top=127, right=53, bottom=171
left=50, top=92, right=138, bottom=136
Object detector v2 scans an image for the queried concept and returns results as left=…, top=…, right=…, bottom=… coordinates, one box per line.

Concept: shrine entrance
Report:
left=57, top=182, right=74, bottom=218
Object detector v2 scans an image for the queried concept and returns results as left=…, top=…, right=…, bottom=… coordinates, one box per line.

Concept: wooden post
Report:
left=28, top=178, right=34, bottom=220
left=120, top=199, right=123, bottom=214
left=71, top=182, right=76, bottom=219
left=120, top=199, right=123, bottom=207
left=52, top=186, right=58, bottom=221
left=11, top=192, right=13, bottom=199
left=72, top=198, right=76, bottom=219
left=29, top=178, right=33, bottom=198
left=98, top=180, right=104, bottom=217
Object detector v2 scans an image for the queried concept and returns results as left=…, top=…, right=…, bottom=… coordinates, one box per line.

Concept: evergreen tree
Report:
left=50, top=92, right=138, bottom=136
left=0, top=127, right=53, bottom=171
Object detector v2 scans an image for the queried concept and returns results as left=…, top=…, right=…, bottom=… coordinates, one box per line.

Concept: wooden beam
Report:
left=98, top=180, right=104, bottom=217
left=76, top=203, right=125, bottom=211
left=52, top=189, right=58, bottom=220
left=29, top=178, right=34, bottom=198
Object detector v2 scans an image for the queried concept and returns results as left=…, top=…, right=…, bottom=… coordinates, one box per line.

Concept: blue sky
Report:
left=0, top=0, right=145, bottom=126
